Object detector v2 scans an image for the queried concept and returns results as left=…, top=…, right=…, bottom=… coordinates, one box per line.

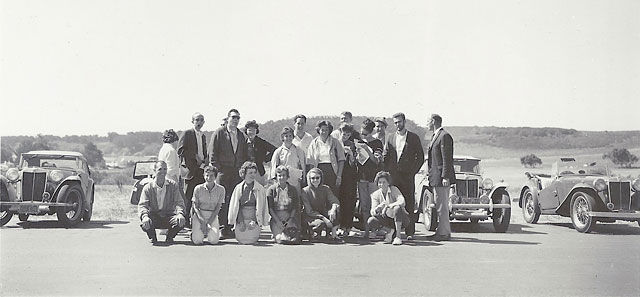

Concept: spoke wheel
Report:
left=18, top=213, right=29, bottom=222
left=492, top=190, right=511, bottom=233
left=56, top=184, right=84, bottom=227
left=521, top=188, right=540, bottom=224
left=1, top=182, right=14, bottom=226
left=570, top=192, right=596, bottom=233
left=82, top=188, right=94, bottom=222
left=422, top=191, right=438, bottom=231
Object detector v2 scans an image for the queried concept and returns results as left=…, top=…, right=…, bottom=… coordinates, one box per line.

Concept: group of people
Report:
left=138, top=109, right=456, bottom=246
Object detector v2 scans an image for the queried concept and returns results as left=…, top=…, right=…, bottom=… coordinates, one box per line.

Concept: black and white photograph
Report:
left=1, top=1, right=639, bottom=296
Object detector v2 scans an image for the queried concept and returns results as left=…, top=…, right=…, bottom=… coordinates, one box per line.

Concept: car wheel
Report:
left=521, top=188, right=540, bottom=224
left=570, top=191, right=597, bottom=233
left=56, top=184, right=85, bottom=227
left=82, top=188, right=94, bottom=222
left=492, top=189, right=511, bottom=233
left=18, top=213, right=29, bottom=222
left=422, top=191, right=438, bottom=231
left=1, top=182, right=14, bottom=226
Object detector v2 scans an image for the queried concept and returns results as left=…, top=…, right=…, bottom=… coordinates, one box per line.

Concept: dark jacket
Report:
left=248, top=136, right=277, bottom=176
left=177, top=128, right=206, bottom=180
left=427, top=128, right=456, bottom=187
left=383, top=130, right=425, bottom=177
left=208, top=126, right=248, bottom=170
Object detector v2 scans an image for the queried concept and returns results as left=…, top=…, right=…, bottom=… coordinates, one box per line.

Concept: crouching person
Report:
left=301, top=168, right=341, bottom=242
left=139, top=161, right=186, bottom=244
left=267, top=166, right=301, bottom=244
left=368, top=171, right=410, bottom=245
left=191, top=165, right=225, bottom=245
left=228, top=162, right=270, bottom=245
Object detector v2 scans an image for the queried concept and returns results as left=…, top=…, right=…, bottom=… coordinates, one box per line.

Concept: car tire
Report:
left=570, top=191, right=597, bottom=233
left=18, top=213, right=29, bottom=222
left=1, top=182, right=14, bottom=226
left=422, top=191, right=438, bottom=231
left=492, top=189, right=511, bottom=233
left=56, top=184, right=85, bottom=227
left=521, top=188, right=540, bottom=224
left=82, top=188, right=94, bottom=222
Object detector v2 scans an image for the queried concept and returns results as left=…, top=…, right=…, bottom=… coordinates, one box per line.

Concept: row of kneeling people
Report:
left=138, top=160, right=412, bottom=246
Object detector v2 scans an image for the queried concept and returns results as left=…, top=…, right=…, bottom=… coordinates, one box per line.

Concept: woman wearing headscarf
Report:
left=228, top=161, right=270, bottom=245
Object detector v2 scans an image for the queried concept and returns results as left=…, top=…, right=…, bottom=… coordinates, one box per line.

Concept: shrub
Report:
left=520, top=154, right=543, bottom=168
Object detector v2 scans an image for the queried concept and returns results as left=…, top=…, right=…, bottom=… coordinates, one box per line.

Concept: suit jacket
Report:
left=427, top=128, right=456, bottom=187
left=177, top=128, right=207, bottom=180
left=383, top=130, right=425, bottom=177
left=208, top=126, right=249, bottom=170
left=248, top=136, right=277, bottom=176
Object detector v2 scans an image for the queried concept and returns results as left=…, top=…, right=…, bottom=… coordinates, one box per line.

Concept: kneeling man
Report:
left=139, top=161, right=186, bottom=244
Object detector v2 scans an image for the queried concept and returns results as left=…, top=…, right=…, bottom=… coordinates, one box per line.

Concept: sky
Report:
left=1, top=0, right=639, bottom=136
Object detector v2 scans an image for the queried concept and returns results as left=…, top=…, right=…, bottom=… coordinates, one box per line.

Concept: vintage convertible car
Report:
left=416, top=156, right=511, bottom=232
left=518, top=157, right=640, bottom=233
left=0, top=151, right=95, bottom=227
left=129, top=161, right=155, bottom=205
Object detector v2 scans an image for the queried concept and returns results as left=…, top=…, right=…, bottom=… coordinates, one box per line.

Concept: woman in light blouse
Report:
left=306, top=120, right=345, bottom=195
left=228, top=161, right=270, bottom=245
left=157, top=129, right=181, bottom=183
left=368, top=171, right=410, bottom=245
left=267, top=165, right=301, bottom=244
left=270, top=127, right=306, bottom=193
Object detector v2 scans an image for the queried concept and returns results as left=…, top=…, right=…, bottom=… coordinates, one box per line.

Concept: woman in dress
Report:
left=191, top=165, right=225, bottom=245
left=368, top=171, right=410, bottom=246
left=306, top=120, right=345, bottom=195
left=270, top=127, right=306, bottom=193
left=228, top=161, right=270, bottom=245
left=266, top=165, right=301, bottom=244
left=355, top=119, right=384, bottom=239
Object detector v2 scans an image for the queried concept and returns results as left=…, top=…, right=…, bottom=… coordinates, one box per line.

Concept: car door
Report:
left=538, top=178, right=561, bottom=211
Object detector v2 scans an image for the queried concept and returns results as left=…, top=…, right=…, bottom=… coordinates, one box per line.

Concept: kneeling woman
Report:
left=191, top=165, right=225, bottom=245
left=267, top=165, right=301, bottom=244
left=368, top=171, right=410, bottom=245
left=228, top=162, right=270, bottom=245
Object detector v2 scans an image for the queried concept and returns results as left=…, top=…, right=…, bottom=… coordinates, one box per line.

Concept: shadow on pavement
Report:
left=548, top=222, right=640, bottom=235
left=449, top=222, right=547, bottom=235
left=8, top=220, right=129, bottom=229
left=449, top=236, right=540, bottom=245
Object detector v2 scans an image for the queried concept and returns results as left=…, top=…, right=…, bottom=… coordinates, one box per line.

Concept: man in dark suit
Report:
left=208, top=109, right=248, bottom=238
left=427, top=114, right=455, bottom=241
left=177, top=112, right=207, bottom=226
left=383, top=112, right=425, bottom=238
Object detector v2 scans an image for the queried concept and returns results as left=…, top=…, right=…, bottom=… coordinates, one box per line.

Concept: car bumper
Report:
left=0, top=201, right=74, bottom=214
left=587, top=211, right=640, bottom=219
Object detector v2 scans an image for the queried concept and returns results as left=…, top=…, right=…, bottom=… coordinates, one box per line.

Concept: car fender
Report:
left=53, top=178, right=83, bottom=200
left=1, top=175, right=18, bottom=202
left=488, top=183, right=509, bottom=201
left=556, top=184, right=603, bottom=216
left=519, top=180, right=539, bottom=208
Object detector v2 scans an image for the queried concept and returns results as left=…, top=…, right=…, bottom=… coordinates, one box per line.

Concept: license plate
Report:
left=19, top=204, right=39, bottom=214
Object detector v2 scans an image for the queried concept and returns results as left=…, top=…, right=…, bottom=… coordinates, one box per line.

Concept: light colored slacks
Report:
left=433, top=186, right=451, bottom=236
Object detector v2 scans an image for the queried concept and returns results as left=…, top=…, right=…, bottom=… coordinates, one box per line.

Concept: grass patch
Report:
left=93, top=185, right=138, bottom=221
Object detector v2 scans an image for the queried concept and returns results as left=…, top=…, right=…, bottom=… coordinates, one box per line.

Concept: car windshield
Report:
left=555, top=162, right=609, bottom=176
left=454, top=159, right=480, bottom=174
left=20, top=154, right=79, bottom=170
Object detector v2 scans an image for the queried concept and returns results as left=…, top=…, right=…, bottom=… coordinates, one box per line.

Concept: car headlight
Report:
left=482, top=178, right=493, bottom=190
left=632, top=178, right=640, bottom=192
left=593, top=178, right=607, bottom=192
left=49, top=170, right=64, bottom=183
left=6, top=168, right=19, bottom=182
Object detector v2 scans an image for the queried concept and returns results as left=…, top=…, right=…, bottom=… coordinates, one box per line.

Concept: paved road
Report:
left=1, top=205, right=639, bottom=297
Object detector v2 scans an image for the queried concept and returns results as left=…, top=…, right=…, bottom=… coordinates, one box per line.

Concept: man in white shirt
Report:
left=292, top=114, right=313, bottom=155
left=138, top=161, right=186, bottom=244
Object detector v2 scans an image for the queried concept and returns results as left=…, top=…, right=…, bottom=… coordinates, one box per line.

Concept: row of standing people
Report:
left=145, top=109, right=454, bottom=245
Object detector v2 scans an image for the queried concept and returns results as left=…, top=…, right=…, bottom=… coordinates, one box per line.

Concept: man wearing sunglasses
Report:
left=208, top=109, right=249, bottom=239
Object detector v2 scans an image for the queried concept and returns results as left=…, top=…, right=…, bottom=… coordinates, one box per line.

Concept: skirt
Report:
left=235, top=206, right=260, bottom=245
left=270, top=209, right=300, bottom=244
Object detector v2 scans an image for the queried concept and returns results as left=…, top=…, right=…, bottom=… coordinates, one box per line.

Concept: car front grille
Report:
left=456, top=180, right=478, bottom=198
left=609, top=181, right=631, bottom=210
left=21, top=172, right=47, bottom=202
